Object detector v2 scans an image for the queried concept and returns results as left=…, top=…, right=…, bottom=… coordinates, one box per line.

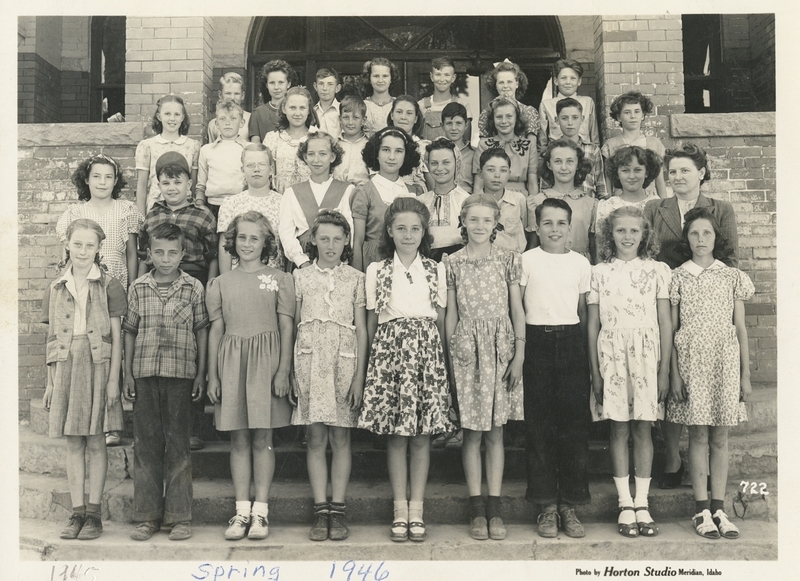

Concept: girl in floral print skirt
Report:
left=357, top=197, right=456, bottom=543
left=587, top=206, right=673, bottom=539
left=667, top=207, right=754, bottom=541
left=206, top=211, right=296, bottom=541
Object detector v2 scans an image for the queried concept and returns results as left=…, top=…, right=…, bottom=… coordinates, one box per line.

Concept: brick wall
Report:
left=670, top=113, right=776, bottom=382
left=721, top=15, right=754, bottom=113
left=593, top=15, right=685, bottom=144
left=17, top=123, right=147, bottom=419
left=748, top=14, right=776, bottom=112
left=60, top=71, right=90, bottom=123
left=18, top=53, right=62, bottom=123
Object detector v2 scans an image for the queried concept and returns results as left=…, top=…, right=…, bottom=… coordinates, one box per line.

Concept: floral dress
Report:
left=206, top=266, right=295, bottom=430
left=363, top=97, right=394, bottom=137
left=263, top=130, right=311, bottom=194
left=291, top=263, right=366, bottom=427
left=667, top=261, right=754, bottom=426
left=588, top=258, right=671, bottom=422
left=445, top=247, right=524, bottom=431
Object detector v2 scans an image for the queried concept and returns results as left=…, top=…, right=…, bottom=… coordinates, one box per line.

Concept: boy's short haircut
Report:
left=441, top=102, right=468, bottom=123
left=340, top=94, right=367, bottom=117
left=535, top=197, right=573, bottom=225
left=215, top=99, right=244, bottom=117
left=556, top=97, right=583, bottom=115
left=148, top=222, right=185, bottom=250
left=479, top=147, right=511, bottom=170
left=315, top=67, right=340, bottom=83
left=431, top=56, right=456, bottom=70
left=155, top=151, right=191, bottom=180
left=219, top=72, right=245, bottom=92
left=553, top=58, right=584, bottom=78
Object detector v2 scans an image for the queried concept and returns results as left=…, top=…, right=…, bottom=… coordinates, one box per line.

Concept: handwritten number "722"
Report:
left=739, top=481, right=769, bottom=495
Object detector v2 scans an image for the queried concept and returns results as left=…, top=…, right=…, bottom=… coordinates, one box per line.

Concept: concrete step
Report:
left=19, top=423, right=777, bottom=482
left=19, top=472, right=777, bottom=526
left=27, top=384, right=777, bottom=438
left=19, top=518, right=778, bottom=561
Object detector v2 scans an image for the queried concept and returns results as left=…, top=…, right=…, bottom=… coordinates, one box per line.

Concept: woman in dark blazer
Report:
left=643, top=143, right=740, bottom=488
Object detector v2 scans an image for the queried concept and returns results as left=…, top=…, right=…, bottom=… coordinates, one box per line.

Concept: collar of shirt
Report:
left=57, top=263, right=102, bottom=298
left=313, top=259, right=344, bottom=274
left=141, top=269, right=194, bottom=295
left=340, top=135, right=367, bottom=146
left=309, top=176, right=335, bottom=197
left=372, top=174, right=411, bottom=204
left=314, top=100, right=340, bottom=115
left=209, top=136, right=248, bottom=148
left=152, top=199, right=197, bottom=213
left=681, top=259, right=725, bottom=277
left=154, top=134, right=188, bottom=145
left=546, top=188, right=585, bottom=200
left=497, top=189, right=519, bottom=207
left=393, top=251, right=423, bottom=281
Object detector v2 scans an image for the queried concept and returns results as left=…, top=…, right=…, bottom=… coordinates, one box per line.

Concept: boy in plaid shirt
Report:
left=123, top=222, right=209, bottom=542
left=139, top=151, right=218, bottom=286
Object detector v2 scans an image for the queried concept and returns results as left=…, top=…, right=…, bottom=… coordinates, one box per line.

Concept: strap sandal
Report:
left=692, top=509, right=721, bottom=539
left=390, top=519, right=408, bottom=542
left=635, top=507, right=659, bottom=537
left=712, top=509, right=740, bottom=539
left=617, top=507, right=638, bottom=538
left=408, top=520, right=427, bottom=542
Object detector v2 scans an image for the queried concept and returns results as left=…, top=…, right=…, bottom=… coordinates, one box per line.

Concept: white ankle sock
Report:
left=252, top=501, right=269, bottom=518
left=613, top=476, right=633, bottom=508
left=634, top=476, right=652, bottom=508
left=393, top=500, right=408, bottom=522
left=409, top=500, right=424, bottom=523
left=235, top=500, right=251, bottom=517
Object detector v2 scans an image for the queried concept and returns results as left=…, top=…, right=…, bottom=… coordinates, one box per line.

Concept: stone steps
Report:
left=19, top=519, right=778, bottom=562
left=19, top=471, right=777, bottom=526
left=19, top=423, right=777, bottom=482
left=26, top=386, right=777, bottom=439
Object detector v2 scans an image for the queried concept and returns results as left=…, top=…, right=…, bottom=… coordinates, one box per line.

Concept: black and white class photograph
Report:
left=12, top=8, right=787, bottom=578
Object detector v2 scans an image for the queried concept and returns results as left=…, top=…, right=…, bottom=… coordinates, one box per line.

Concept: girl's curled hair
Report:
left=609, top=91, right=654, bottom=122
left=539, top=138, right=593, bottom=188
left=296, top=131, right=344, bottom=170
left=459, top=194, right=504, bottom=245
left=378, top=197, right=434, bottom=260
left=71, top=154, right=127, bottom=201
left=258, top=59, right=298, bottom=104
left=676, top=206, right=735, bottom=265
left=361, top=57, right=400, bottom=98
left=386, top=95, right=424, bottom=138
left=484, top=97, right=527, bottom=138
left=151, top=94, right=190, bottom=136
left=486, top=60, right=528, bottom=99
left=304, top=209, right=354, bottom=265
left=606, top=145, right=663, bottom=191
left=362, top=126, right=421, bottom=177
left=223, top=210, right=278, bottom=264
left=277, top=86, right=318, bottom=130
left=63, top=218, right=106, bottom=269
left=597, top=206, right=660, bottom=262
left=664, top=142, right=712, bottom=185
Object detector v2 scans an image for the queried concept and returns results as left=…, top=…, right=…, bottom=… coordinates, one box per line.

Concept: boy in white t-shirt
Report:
left=520, top=197, right=591, bottom=540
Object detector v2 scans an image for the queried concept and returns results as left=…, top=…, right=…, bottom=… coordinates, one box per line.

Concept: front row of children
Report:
left=43, top=166, right=753, bottom=545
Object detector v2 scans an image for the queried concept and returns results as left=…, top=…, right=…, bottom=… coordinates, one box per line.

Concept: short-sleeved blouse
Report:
left=262, top=130, right=311, bottom=194
left=587, top=258, right=671, bottom=328
left=206, top=266, right=295, bottom=335
left=134, top=135, right=201, bottom=210
left=248, top=103, right=281, bottom=142
left=55, top=200, right=144, bottom=288
left=294, top=263, right=366, bottom=325
left=363, top=97, right=395, bottom=137
left=473, top=136, right=536, bottom=194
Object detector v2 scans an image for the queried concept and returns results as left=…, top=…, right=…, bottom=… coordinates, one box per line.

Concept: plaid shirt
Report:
left=140, top=200, right=218, bottom=270
left=580, top=141, right=608, bottom=200
left=122, top=270, right=209, bottom=379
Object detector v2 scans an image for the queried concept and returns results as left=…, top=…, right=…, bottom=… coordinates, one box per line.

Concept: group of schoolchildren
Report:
left=41, top=55, right=753, bottom=548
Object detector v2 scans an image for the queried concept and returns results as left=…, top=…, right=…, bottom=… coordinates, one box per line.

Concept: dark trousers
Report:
left=133, top=376, right=193, bottom=524
left=523, top=324, right=591, bottom=506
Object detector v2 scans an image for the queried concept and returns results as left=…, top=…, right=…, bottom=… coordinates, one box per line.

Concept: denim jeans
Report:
left=133, top=376, right=193, bottom=524
left=523, top=324, right=591, bottom=506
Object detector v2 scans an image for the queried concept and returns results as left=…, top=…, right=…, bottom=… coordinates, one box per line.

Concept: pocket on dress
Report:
left=496, top=326, right=516, bottom=363
left=450, top=331, right=476, bottom=367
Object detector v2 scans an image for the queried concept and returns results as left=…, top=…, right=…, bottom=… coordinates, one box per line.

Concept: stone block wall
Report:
left=17, top=123, right=146, bottom=419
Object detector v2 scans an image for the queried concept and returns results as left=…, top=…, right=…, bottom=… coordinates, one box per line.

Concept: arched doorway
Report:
left=246, top=16, right=565, bottom=111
